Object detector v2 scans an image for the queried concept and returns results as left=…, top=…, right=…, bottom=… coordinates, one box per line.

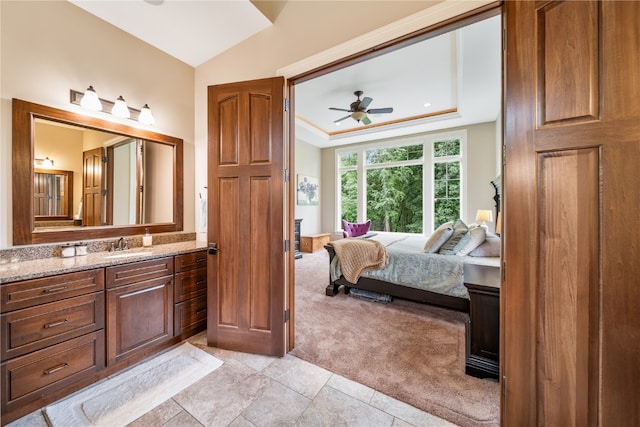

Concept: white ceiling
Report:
left=68, top=1, right=501, bottom=148
left=68, top=0, right=272, bottom=67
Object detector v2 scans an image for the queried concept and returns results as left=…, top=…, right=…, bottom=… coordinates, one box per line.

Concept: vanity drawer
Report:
left=106, top=257, right=173, bottom=289
left=1, top=330, right=105, bottom=410
left=1, top=269, right=104, bottom=312
left=174, top=250, right=207, bottom=273
left=174, top=294, right=207, bottom=339
left=1, top=292, right=104, bottom=361
left=174, top=267, right=207, bottom=303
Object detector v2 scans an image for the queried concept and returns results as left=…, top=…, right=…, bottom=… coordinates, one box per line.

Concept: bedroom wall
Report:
left=294, top=139, right=322, bottom=235
left=0, top=1, right=195, bottom=249
left=320, top=120, right=499, bottom=235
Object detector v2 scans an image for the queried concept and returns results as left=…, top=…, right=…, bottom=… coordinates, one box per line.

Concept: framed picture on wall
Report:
left=297, top=175, right=319, bottom=205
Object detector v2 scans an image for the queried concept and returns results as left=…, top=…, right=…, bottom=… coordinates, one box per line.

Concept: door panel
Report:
left=504, top=1, right=640, bottom=424
left=207, top=77, right=286, bottom=357
left=82, top=147, right=104, bottom=226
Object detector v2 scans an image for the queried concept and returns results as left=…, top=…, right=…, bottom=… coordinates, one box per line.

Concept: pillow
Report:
left=455, top=226, right=487, bottom=256
left=342, top=219, right=371, bottom=238
left=423, top=221, right=454, bottom=253
left=469, top=233, right=501, bottom=257
left=438, top=219, right=469, bottom=255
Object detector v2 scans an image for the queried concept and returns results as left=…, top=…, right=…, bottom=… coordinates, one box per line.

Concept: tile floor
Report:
left=6, top=332, right=456, bottom=427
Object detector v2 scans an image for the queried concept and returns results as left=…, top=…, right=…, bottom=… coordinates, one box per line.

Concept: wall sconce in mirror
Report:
left=70, top=86, right=155, bottom=125
left=34, top=157, right=54, bottom=168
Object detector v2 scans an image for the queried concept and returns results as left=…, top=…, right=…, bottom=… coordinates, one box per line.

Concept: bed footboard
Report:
left=323, top=244, right=469, bottom=312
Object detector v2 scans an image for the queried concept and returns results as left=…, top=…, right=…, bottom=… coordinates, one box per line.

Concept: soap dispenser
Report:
left=143, top=228, right=153, bottom=247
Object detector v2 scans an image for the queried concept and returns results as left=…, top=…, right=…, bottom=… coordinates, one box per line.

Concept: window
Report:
left=337, top=131, right=465, bottom=234
left=432, top=138, right=462, bottom=228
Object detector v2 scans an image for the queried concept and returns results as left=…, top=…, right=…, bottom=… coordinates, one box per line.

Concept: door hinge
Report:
left=284, top=309, right=290, bottom=323
left=502, top=27, right=506, bottom=51
left=140, top=185, right=144, bottom=193
left=101, top=189, right=108, bottom=197
left=102, top=156, right=108, bottom=163
left=284, top=169, right=290, bottom=182
left=284, top=98, right=289, bottom=112
left=502, top=144, right=507, bottom=167
left=284, top=239, right=290, bottom=252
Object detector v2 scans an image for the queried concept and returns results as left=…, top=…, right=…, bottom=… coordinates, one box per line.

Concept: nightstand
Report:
left=463, top=263, right=500, bottom=379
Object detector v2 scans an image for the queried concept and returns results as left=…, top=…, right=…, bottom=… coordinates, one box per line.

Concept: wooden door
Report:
left=207, top=77, right=287, bottom=357
left=82, top=147, right=104, bottom=226
left=503, top=1, right=640, bottom=424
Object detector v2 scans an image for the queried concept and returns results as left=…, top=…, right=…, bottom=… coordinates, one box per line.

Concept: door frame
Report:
left=282, top=1, right=502, bottom=351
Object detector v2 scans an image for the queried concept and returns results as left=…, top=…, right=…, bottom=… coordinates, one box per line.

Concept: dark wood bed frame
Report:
left=323, top=245, right=470, bottom=312
left=323, top=178, right=501, bottom=314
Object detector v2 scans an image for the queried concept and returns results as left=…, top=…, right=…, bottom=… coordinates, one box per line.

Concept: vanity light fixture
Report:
left=34, top=157, right=54, bottom=168
left=111, top=96, right=130, bottom=119
left=80, top=86, right=102, bottom=111
left=70, top=87, right=155, bottom=125
left=138, top=104, right=155, bottom=125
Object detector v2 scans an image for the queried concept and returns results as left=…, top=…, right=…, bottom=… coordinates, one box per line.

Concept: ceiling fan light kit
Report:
left=329, top=90, right=393, bottom=125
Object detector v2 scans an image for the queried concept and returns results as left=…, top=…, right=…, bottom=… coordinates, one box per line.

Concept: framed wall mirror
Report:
left=12, top=98, right=184, bottom=246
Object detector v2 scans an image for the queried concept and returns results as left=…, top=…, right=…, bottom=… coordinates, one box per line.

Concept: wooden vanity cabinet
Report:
left=0, top=269, right=105, bottom=425
left=173, top=250, right=207, bottom=339
left=105, top=257, right=174, bottom=367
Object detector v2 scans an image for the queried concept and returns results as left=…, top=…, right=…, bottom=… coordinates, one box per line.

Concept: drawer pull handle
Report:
left=44, top=318, right=68, bottom=329
left=196, top=308, right=207, bottom=315
left=196, top=258, right=206, bottom=263
left=196, top=280, right=207, bottom=286
left=43, top=362, right=69, bottom=375
left=43, top=285, right=68, bottom=294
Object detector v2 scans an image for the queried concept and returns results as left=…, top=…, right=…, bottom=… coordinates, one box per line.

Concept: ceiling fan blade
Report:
left=329, top=107, right=351, bottom=112
left=334, top=115, right=352, bottom=123
left=361, top=116, right=372, bottom=125
left=367, top=107, right=394, bottom=114
left=359, top=97, right=373, bottom=110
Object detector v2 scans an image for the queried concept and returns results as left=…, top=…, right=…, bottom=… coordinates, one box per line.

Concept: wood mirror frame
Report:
left=12, top=98, right=184, bottom=246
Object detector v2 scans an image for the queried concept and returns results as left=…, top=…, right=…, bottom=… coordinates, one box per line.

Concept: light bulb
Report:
left=111, top=96, right=130, bottom=118
left=80, top=86, right=102, bottom=111
left=138, top=104, right=155, bottom=125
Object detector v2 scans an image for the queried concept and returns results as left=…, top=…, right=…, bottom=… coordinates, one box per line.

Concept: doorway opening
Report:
left=288, top=6, right=503, bottom=425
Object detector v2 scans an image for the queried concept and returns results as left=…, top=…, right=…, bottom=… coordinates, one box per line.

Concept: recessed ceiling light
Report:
left=423, top=102, right=432, bottom=107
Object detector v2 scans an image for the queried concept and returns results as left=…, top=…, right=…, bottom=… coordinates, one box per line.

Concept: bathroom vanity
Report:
left=0, top=242, right=207, bottom=425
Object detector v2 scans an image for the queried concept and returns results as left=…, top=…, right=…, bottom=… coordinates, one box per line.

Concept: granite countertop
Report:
left=0, top=241, right=209, bottom=284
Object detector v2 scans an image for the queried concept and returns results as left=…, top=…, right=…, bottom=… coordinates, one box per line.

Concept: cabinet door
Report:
left=106, top=276, right=173, bottom=366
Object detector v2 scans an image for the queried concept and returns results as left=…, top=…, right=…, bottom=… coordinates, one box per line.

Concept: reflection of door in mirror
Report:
left=83, top=147, right=105, bottom=226
left=34, top=118, right=176, bottom=229
left=34, top=168, right=73, bottom=219
left=108, top=139, right=140, bottom=225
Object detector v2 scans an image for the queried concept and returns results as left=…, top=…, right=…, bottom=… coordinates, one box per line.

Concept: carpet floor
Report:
left=291, top=250, right=499, bottom=427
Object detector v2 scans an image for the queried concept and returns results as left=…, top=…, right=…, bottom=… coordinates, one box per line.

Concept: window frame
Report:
left=335, top=129, right=467, bottom=234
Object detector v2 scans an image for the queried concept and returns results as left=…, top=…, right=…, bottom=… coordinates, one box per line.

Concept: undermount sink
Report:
left=103, top=251, right=154, bottom=259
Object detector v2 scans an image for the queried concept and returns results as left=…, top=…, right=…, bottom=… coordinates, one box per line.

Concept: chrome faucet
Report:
left=110, top=237, right=129, bottom=252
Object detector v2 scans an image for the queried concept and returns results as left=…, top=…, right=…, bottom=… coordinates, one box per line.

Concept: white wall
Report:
left=193, top=1, right=451, bottom=241
left=320, top=121, right=499, bottom=234
left=294, top=139, right=322, bottom=235
left=0, top=1, right=194, bottom=248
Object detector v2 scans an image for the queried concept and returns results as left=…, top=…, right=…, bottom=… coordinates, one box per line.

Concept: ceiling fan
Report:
left=329, top=90, right=394, bottom=125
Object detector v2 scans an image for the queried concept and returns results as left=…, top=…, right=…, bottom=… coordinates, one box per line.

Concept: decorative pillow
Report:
left=455, top=226, right=487, bottom=256
left=423, top=221, right=454, bottom=253
left=438, top=219, right=469, bottom=255
left=469, top=233, right=501, bottom=257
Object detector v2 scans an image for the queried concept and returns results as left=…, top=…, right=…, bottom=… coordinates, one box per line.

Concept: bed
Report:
left=324, top=233, right=499, bottom=312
